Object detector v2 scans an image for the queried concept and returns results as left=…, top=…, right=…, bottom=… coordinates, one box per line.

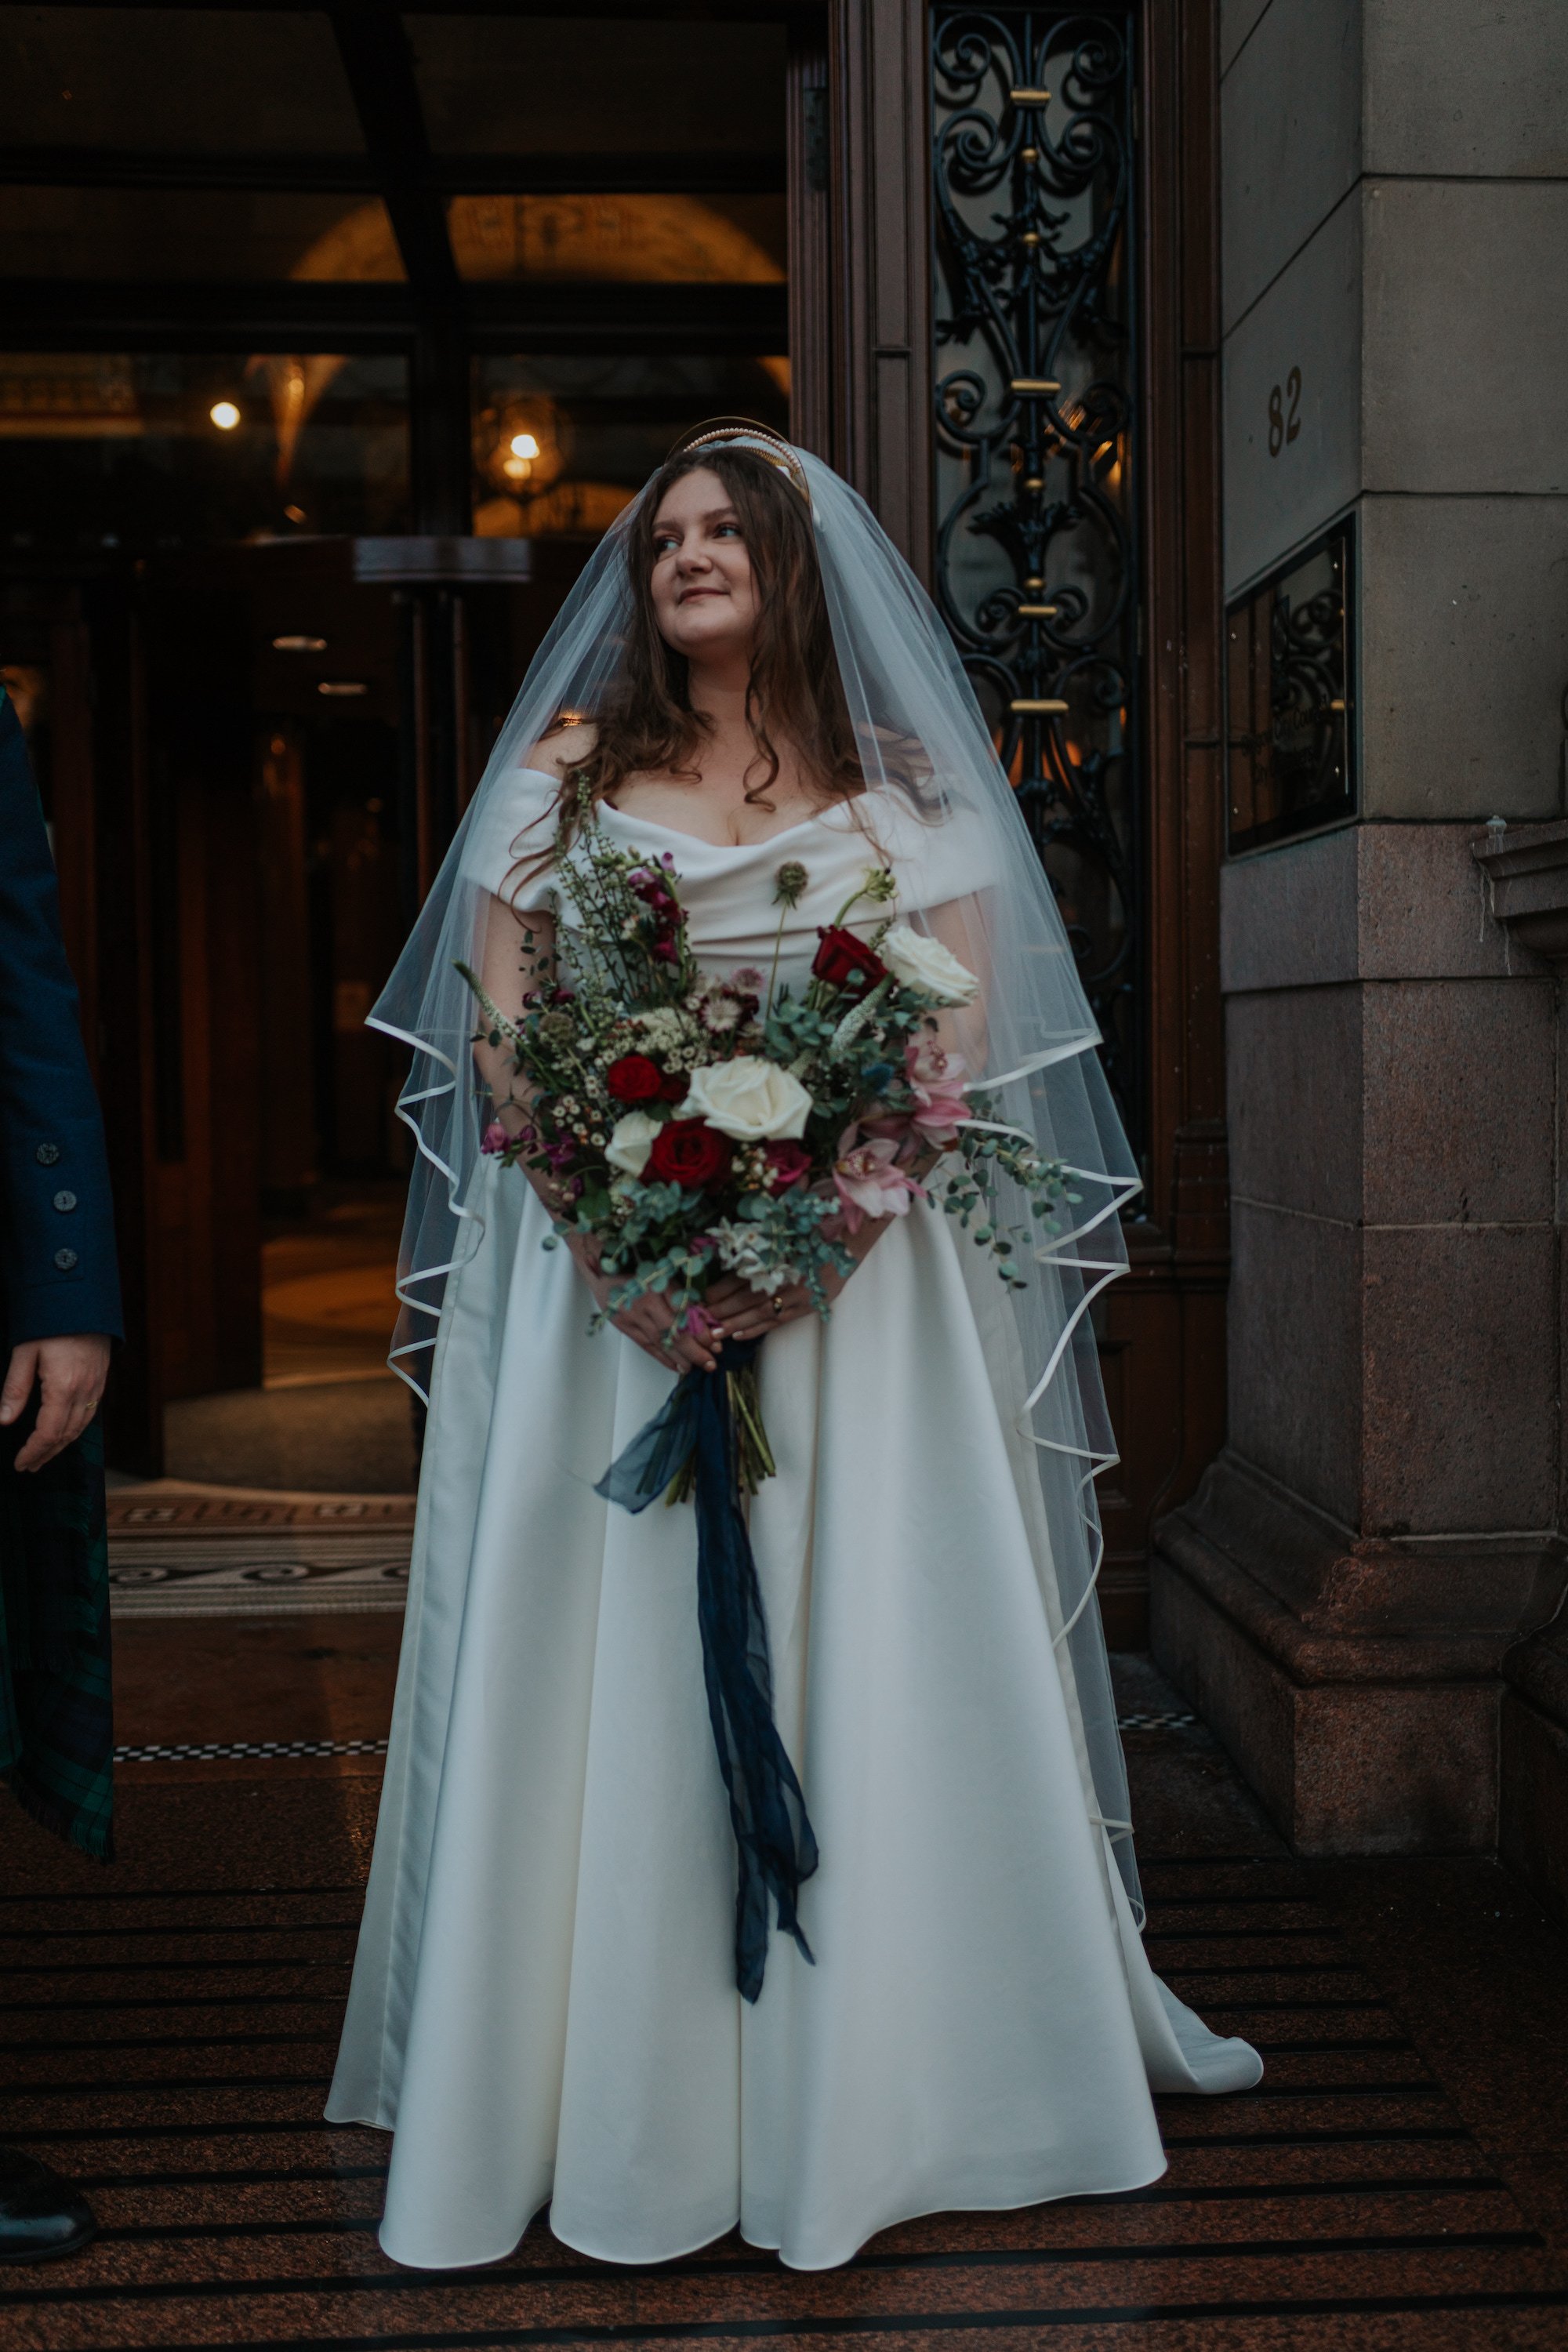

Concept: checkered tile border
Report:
left=114, top=1718, right=1195, bottom=1763
left=114, top=1737, right=390, bottom=1763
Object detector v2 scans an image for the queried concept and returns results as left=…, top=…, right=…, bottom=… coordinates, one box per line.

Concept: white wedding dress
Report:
left=325, top=771, right=1261, bottom=2272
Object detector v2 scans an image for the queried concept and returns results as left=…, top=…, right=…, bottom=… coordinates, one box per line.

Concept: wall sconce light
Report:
left=209, top=400, right=241, bottom=431
left=504, top=430, right=542, bottom=483
left=474, top=399, right=564, bottom=503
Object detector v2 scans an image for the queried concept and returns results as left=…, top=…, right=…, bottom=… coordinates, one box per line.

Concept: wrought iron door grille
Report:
left=931, top=4, right=1141, bottom=1149
left=1226, top=521, right=1357, bottom=855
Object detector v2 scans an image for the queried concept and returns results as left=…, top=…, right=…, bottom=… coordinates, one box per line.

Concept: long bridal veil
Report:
left=369, top=437, right=1145, bottom=1920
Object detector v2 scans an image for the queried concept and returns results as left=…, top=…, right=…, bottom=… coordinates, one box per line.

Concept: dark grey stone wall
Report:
left=1152, top=1, right=1568, bottom=1887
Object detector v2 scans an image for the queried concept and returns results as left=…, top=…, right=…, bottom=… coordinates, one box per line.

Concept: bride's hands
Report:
left=702, top=1214, right=890, bottom=1344
left=564, top=1208, right=895, bottom=1367
left=565, top=1234, right=721, bottom=1374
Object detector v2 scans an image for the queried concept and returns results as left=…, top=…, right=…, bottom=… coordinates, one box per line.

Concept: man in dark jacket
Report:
left=0, top=684, right=123, bottom=2260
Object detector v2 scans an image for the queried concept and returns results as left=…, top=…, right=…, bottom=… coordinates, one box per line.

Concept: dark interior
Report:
left=0, top=1, right=791, bottom=1483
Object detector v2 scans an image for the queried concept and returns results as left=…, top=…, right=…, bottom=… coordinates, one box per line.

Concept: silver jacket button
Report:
left=36, top=1142, right=60, bottom=1167
left=53, top=1189, right=78, bottom=1213
left=53, top=1247, right=78, bottom=1271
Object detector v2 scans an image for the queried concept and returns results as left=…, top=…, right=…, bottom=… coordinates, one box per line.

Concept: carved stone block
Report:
left=1221, top=0, right=1360, bottom=333
left=1471, top=818, right=1568, bottom=971
left=1223, top=194, right=1362, bottom=593
left=1152, top=1451, right=1566, bottom=1853
left=1367, top=0, right=1568, bottom=183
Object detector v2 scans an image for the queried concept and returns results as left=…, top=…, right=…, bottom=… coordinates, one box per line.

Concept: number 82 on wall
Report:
left=1268, top=367, right=1302, bottom=456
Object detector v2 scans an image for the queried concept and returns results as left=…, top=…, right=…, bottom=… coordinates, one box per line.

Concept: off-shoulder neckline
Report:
left=512, top=767, right=863, bottom=857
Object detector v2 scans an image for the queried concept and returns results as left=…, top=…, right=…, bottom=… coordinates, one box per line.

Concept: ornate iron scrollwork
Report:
left=931, top=5, right=1141, bottom=1145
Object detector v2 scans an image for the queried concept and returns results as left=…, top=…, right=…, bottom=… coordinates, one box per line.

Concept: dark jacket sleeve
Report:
left=0, top=692, right=123, bottom=1347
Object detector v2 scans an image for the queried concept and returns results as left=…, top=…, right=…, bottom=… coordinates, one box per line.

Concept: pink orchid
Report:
left=833, top=1131, right=928, bottom=1232
left=857, top=1113, right=924, bottom=1163
left=906, top=1038, right=970, bottom=1145
left=480, top=1121, right=510, bottom=1156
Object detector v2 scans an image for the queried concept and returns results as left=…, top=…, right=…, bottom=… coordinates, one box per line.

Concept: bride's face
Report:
left=648, top=467, right=759, bottom=666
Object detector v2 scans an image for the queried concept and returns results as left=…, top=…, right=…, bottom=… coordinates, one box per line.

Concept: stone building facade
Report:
left=1151, top=0, right=1568, bottom=1922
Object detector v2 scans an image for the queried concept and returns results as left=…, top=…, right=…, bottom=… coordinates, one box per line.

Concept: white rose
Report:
left=679, top=1055, right=812, bottom=1142
left=605, top=1109, right=662, bottom=1177
left=879, top=923, right=981, bottom=1005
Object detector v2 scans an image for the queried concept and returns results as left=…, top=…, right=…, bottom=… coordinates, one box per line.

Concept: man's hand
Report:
left=0, top=1335, right=113, bottom=1472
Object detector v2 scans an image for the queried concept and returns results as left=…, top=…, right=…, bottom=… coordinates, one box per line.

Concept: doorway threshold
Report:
left=107, top=1478, right=413, bottom=1619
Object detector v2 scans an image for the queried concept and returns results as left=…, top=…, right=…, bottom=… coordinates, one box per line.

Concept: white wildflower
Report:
left=628, top=1006, right=703, bottom=1068
left=711, top=1220, right=798, bottom=1294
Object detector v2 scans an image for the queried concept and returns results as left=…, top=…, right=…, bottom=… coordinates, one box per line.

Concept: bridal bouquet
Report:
left=459, top=801, right=1074, bottom=1485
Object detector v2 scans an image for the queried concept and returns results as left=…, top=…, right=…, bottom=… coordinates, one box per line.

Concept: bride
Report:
left=325, top=420, right=1260, bottom=2273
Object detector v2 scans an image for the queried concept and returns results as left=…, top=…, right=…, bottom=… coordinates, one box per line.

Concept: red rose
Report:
left=763, top=1140, right=811, bottom=1193
left=648, top=1119, right=733, bottom=1190
left=659, top=1070, right=689, bottom=1102
left=812, top=927, right=887, bottom=996
left=606, top=1054, right=666, bottom=1105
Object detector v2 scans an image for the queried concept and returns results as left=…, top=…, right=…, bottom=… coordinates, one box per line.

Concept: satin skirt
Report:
left=325, top=1161, right=1260, bottom=2270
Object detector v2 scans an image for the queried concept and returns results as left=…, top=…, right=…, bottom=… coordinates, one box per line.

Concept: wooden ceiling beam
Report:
left=328, top=3, right=458, bottom=298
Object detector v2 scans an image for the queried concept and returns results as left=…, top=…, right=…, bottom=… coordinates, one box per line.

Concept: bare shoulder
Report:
left=524, top=717, right=599, bottom=778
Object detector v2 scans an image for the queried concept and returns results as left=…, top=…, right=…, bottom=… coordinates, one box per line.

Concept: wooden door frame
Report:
left=787, top=0, right=935, bottom=577
left=1121, top=0, right=1229, bottom=1645
left=792, top=0, right=1228, bottom=1641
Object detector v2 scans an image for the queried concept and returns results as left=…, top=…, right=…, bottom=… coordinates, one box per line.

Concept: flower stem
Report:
left=730, top=1363, right=778, bottom=1491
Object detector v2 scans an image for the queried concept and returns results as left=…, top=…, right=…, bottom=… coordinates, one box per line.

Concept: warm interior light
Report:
left=510, top=432, right=539, bottom=460
left=209, top=400, right=241, bottom=431
left=272, top=634, right=327, bottom=653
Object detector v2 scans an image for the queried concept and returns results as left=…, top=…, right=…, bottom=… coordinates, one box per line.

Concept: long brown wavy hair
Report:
left=542, top=444, right=867, bottom=844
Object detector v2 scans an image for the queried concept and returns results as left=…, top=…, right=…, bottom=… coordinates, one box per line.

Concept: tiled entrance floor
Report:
left=1, top=1629, right=1565, bottom=2348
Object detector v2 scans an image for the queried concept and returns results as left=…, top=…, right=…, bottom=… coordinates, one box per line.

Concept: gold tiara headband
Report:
left=663, top=416, right=810, bottom=502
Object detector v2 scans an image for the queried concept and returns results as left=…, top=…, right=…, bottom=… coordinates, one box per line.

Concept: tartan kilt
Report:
left=0, top=1407, right=114, bottom=1860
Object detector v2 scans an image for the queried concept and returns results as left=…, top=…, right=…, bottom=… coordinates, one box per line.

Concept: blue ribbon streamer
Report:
left=595, top=1335, right=818, bottom=2002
